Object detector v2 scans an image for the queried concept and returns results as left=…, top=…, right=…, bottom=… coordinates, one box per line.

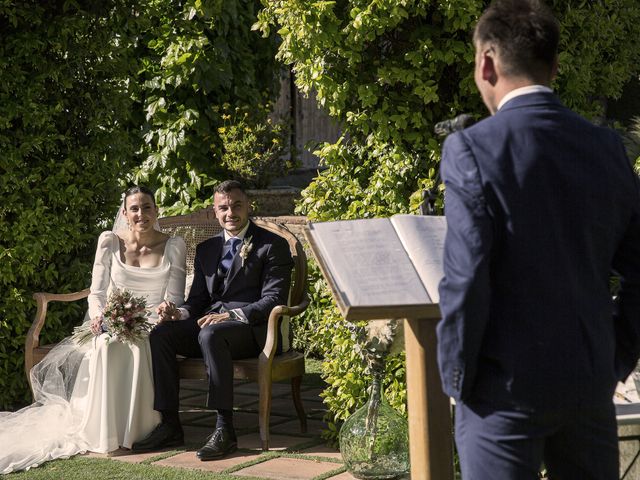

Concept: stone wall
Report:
left=249, top=187, right=301, bottom=217
left=250, top=186, right=310, bottom=248
left=259, top=215, right=308, bottom=246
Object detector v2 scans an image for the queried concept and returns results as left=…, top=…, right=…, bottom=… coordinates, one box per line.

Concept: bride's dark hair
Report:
left=124, top=185, right=156, bottom=207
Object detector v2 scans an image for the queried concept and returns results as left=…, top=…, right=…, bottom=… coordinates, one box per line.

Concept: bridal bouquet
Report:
left=72, top=289, right=153, bottom=346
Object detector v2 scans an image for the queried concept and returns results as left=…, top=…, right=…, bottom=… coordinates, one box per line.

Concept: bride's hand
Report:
left=90, top=317, right=103, bottom=335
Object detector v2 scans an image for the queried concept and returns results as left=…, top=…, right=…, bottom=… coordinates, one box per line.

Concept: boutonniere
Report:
left=239, top=236, right=253, bottom=267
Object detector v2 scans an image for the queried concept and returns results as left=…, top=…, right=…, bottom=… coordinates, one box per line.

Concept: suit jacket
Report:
left=183, top=220, right=294, bottom=347
left=437, top=92, right=640, bottom=410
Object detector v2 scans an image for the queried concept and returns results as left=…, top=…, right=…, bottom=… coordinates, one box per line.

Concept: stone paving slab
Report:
left=300, top=399, right=327, bottom=417
left=180, top=392, right=208, bottom=406
left=180, top=391, right=261, bottom=409
left=235, top=392, right=260, bottom=408
left=298, top=444, right=343, bottom=461
left=232, top=456, right=342, bottom=480
left=326, top=470, right=409, bottom=480
left=154, top=450, right=264, bottom=473
left=269, top=395, right=308, bottom=416
left=306, top=410, right=327, bottom=421
left=181, top=411, right=215, bottom=426
left=180, top=379, right=208, bottom=390
left=86, top=448, right=183, bottom=464
left=180, top=409, right=273, bottom=434
left=300, top=388, right=325, bottom=401
left=238, top=433, right=313, bottom=452
left=271, top=418, right=325, bottom=437
left=325, top=471, right=360, bottom=480
left=235, top=382, right=292, bottom=396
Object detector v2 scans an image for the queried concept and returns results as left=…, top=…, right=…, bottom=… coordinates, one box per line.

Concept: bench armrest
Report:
left=260, top=293, right=310, bottom=363
left=25, top=289, right=90, bottom=376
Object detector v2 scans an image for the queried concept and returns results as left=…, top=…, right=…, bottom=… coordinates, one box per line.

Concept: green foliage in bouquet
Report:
left=218, top=103, right=294, bottom=189
left=258, top=0, right=640, bottom=442
left=0, top=1, right=141, bottom=409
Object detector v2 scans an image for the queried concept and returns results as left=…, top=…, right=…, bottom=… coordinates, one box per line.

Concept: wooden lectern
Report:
left=305, top=215, right=454, bottom=480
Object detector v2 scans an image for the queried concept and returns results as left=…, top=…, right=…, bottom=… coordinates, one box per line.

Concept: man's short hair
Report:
left=474, top=0, right=559, bottom=80
left=214, top=180, right=247, bottom=197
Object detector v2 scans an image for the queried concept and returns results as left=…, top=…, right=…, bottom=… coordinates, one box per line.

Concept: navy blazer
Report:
left=183, top=220, right=293, bottom=342
left=437, top=92, right=640, bottom=410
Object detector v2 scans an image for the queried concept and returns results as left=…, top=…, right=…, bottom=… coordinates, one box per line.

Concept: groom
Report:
left=132, top=180, right=294, bottom=460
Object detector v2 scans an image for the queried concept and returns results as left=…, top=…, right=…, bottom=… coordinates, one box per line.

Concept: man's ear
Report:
left=480, top=49, right=498, bottom=86
left=550, top=55, right=559, bottom=81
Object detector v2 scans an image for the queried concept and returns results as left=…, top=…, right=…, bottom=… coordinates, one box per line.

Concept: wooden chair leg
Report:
left=291, top=375, right=307, bottom=433
left=259, top=376, right=273, bottom=451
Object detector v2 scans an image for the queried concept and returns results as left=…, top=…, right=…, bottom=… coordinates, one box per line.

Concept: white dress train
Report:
left=0, top=231, right=186, bottom=474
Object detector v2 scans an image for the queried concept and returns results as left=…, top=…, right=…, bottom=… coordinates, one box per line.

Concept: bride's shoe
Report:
left=131, top=423, right=184, bottom=452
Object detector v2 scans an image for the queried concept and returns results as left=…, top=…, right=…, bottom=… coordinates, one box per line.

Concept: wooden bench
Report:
left=24, top=209, right=309, bottom=450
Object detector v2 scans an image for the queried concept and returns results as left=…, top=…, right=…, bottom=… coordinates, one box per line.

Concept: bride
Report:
left=0, top=185, right=186, bottom=474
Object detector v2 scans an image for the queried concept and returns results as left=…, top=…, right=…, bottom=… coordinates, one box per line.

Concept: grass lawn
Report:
left=6, top=456, right=249, bottom=480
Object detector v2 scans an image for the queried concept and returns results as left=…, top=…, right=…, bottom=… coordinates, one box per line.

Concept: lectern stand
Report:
left=404, top=317, right=453, bottom=480
left=304, top=215, right=454, bottom=480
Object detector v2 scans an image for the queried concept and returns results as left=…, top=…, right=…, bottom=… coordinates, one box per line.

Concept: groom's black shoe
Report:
left=196, top=427, right=238, bottom=461
left=131, top=423, right=184, bottom=452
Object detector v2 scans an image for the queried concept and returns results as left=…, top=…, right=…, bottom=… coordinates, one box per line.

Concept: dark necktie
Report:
left=219, top=237, right=241, bottom=275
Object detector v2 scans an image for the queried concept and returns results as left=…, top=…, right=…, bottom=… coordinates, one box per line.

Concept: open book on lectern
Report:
left=305, top=215, right=447, bottom=321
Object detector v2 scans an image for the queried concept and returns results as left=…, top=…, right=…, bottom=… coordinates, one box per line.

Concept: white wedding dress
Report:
left=0, top=231, right=186, bottom=474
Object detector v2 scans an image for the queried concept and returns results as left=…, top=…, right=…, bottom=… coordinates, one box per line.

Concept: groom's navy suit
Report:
left=151, top=220, right=293, bottom=412
left=437, top=92, right=640, bottom=477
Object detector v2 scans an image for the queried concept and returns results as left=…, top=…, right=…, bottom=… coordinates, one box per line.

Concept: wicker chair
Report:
left=25, top=209, right=309, bottom=450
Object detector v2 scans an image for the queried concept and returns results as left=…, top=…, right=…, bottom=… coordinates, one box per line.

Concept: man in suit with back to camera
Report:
left=436, top=0, right=640, bottom=478
left=132, top=180, right=294, bottom=460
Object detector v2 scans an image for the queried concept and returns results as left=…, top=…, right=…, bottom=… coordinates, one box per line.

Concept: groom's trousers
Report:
left=150, top=318, right=262, bottom=411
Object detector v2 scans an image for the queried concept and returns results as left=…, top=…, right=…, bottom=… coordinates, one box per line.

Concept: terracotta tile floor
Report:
left=93, top=379, right=361, bottom=480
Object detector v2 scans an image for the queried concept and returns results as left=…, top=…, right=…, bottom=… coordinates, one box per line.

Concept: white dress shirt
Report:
left=497, top=85, right=553, bottom=111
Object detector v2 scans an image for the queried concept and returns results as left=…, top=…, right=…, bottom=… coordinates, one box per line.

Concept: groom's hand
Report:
left=157, top=301, right=180, bottom=323
left=197, top=312, right=230, bottom=328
